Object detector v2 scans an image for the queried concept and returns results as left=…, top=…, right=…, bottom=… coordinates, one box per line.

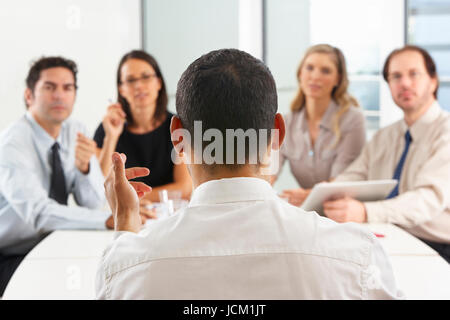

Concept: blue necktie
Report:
left=386, top=130, right=412, bottom=199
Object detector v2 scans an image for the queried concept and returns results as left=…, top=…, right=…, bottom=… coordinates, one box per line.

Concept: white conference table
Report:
left=3, top=223, right=450, bottom=300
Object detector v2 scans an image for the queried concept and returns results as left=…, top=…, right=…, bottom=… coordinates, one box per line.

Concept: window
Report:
left=265, top=0, right=404, bottom=191
left=309, top=0, right=384, bottom=138
left=407, top=0, right=450, bottom=111
left=142, top=0, right=240, bottom=113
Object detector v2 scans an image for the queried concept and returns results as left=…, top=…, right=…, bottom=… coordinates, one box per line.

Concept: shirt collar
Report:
left=319, top=100, right=339, bottom=131
left=25, top=111, right=68, bottom=152
left=188, top=177, right=278, bottom=207
left=401, top=100, right=442, bottom=142
left=296, top=99, right=338, bottom=132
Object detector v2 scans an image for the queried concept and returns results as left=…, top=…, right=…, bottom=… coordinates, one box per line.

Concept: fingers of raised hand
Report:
left=140, top=198, right=153, bottom=206
left=130, top=181, right=152, bottom=197
left=125, top=167, right=150, bottom=180
left=139, top=206, right=157, bottom=220
left=107, top=104, right=126, bottom=119
left=76, top=134, right=97, bottom=150
left=75, top=142, right=96, bottom=156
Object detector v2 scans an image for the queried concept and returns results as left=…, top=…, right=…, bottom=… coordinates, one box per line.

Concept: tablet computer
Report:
left=300, top=179, right=398, bottom=215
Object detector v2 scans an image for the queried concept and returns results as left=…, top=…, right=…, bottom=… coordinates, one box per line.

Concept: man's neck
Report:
left=404, top=98, right=436, bottom=127
left=30, top=112, right=61, bottom=139
left=190, top=165, right=269, bottom=189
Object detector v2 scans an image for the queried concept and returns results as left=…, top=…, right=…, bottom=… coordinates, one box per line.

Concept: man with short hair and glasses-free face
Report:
left=0, top=57, right=150, bottom=296
left=96, top=49, right=402, bottom=299
left=323, top=46, right=450, bottom=263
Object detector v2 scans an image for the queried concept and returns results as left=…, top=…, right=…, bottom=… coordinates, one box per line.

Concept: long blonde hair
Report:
left=290, top=44, right=359, bottom=145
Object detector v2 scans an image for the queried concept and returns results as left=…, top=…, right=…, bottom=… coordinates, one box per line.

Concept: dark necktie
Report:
left=386, top=130, right=412, bottom=199
left=49, top=142, right=68, bottom=205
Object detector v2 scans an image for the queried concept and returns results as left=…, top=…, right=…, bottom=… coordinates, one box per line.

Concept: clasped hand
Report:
left=323, top=196, right=367, bottom=223
left=75, top=132, right=97, bottom=174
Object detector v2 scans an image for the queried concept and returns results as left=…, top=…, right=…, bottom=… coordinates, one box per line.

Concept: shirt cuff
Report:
left=77, top=157, right=105, bottom=199
left=88, top=210, right=111, bottom=230
left=364, top=201, right=389, bottom=223
left=112, top=230, right=135, bottom=240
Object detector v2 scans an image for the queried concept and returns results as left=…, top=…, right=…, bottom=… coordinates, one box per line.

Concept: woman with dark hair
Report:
left=94, top=50, right=192, bottom=204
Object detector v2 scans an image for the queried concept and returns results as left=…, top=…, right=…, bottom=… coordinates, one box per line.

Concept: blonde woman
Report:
left=276, top=44, right=366, bottom=206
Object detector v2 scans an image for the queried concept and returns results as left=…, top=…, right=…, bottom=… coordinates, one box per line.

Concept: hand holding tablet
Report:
left=300, top=179, right=398, bottom=215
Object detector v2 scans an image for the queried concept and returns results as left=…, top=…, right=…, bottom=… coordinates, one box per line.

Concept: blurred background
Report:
left=0, top=0, right=449, bottom=191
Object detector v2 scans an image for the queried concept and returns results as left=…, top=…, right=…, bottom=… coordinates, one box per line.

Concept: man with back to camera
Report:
left=323, top=45, right=450, bottom=263
left=0, top=56, right=151, bottom=296
left=96, top=49, right=404, bottom=299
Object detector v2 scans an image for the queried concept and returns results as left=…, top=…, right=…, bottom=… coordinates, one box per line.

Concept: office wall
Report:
left=142, top=0, right=240, bottom=114
left=265, top=0, right=311, bottom=192
left=0, top=0, right=141, bottom=135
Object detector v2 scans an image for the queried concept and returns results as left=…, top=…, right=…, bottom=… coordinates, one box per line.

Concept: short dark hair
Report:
left=176, top=48, right=278, bottom=171
left=116, top=50, right=168, bottom=125
left=25, top=56, right=78, bottom=108
left=382, top=45, right=439, bottom=99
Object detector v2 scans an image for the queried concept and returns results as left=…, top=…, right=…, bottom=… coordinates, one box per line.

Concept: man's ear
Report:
left=24, top=88, right=33, bottom=108
left=170, top=115, right=185, bottom=153
left=272, top=113, right=286, bottom=150
left=431, top=76, right=438, bottom=97
left=170, top=115, right=183, bottom=134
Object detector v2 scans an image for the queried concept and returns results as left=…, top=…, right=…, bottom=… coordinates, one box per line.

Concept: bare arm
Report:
left=95, top=103, right=126, bottom=176
left=96, top=136, right=119, bottom=177
left=143, top=162, right=193, bottom=202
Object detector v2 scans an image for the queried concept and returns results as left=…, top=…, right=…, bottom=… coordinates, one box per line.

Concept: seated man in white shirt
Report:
left=323, top=45, right=450, bottom=263
left=96, top=49, right=403, bottom=299
left=0, top=57, right=150, bottom=296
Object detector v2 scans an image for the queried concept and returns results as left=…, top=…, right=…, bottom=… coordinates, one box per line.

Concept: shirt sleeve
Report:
left=95, top=231, right=133, bottom=300
left=93, top=123, right=105, bottom=148
left=334, top=140, right=371, bottom=182
left=95, top=273, right=108, bottom=299
left=72, top=155, right=107, bottom=209
left=363, top=131, right=450, bottom=227
left=95, top=240, right=113, bottom=300
left=362, top=233, right=405, bottom=299
left=330, top=109, right=366, bottom=178
left=0, top=143, right=110, bottom=234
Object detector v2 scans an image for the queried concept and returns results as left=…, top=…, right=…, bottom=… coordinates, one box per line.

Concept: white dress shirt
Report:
left=96, top=177, right=403, bottom=299
left=336, top=101, right=450, bottom=244
left=0, top=112, right=110, bottom=255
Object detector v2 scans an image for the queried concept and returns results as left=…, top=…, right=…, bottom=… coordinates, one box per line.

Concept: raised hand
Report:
left=104, top=152, right=153, bottom=232
left=102, top=103, right=126, bottom=139
left=75, top=132, right=97, bottom=174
